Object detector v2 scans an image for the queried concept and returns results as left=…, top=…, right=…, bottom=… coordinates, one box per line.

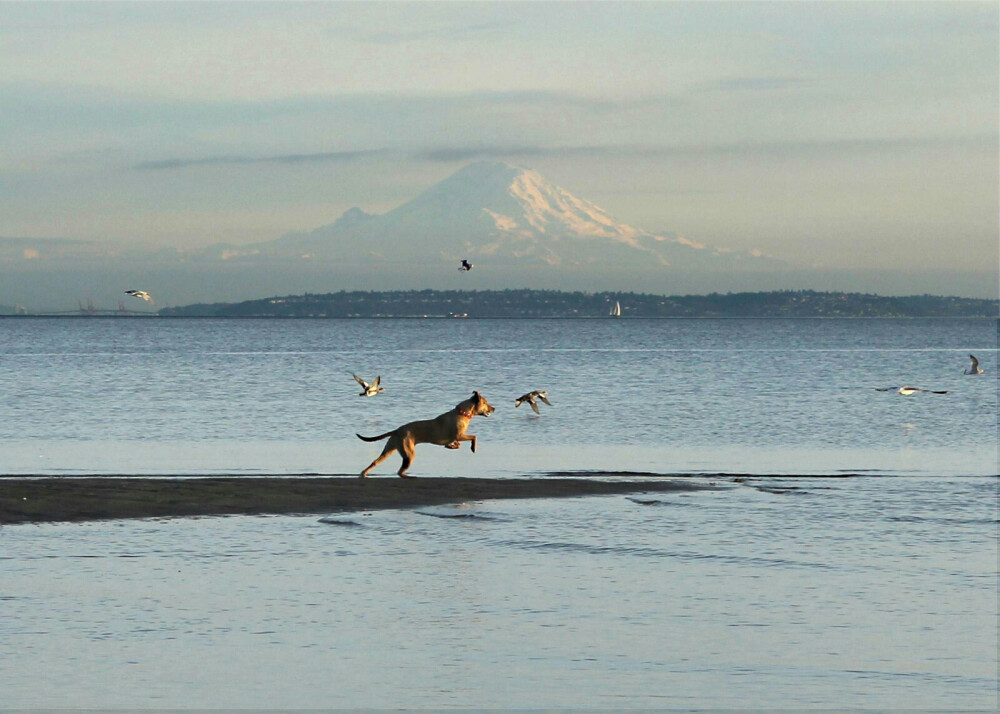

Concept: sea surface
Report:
left=1, top=316, right=997, bottom=708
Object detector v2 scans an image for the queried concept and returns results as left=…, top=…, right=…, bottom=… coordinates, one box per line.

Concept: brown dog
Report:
left=356, top=391, right=496, bottom=477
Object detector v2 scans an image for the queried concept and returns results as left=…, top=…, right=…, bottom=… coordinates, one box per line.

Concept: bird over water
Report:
left=124, top=289, right=153, bottom=303
left=352, top=374, right=384, bottom=397
left=964, top=354, right=984, bottom=374
left=515, top=390, right=552, bottom=414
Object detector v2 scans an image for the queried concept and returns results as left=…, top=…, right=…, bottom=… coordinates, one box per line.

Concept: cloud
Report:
left=686, top=134, right=997, bottom=159
left=418, top=146, right=611, bottom=162
left=693, top=76, right=814, bottom=93
left=132, top=145, right=612, bottom=172
left=132, top=133, right=997, bottom=173
left=418, top=135, right=996, bottom=163
left=134, top=149, right=386, bottom=171
left=361, top=20, right=513, bottom=45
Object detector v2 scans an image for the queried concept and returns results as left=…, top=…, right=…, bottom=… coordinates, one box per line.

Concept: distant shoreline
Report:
left=0, top=475, right=716, bottom=525
left=5, top=289, right=997, bottom=318
left=158, top=289, right=1000, bottom=319
left=6, top=314, right=999, bottom=320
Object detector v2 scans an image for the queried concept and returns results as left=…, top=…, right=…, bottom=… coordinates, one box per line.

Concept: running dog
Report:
left=356, top=391, right=495, bottom=477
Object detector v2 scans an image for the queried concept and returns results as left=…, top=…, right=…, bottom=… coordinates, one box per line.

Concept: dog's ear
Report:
left=472, top=390, right=482, bottom=401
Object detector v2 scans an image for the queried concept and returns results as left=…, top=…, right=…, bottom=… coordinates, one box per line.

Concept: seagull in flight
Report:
left=352, top=374, right=384, bottom=397
left=964, top=354, right=984, bottom=375
left=875, top=386, right=948, bottom=395
left=124, top=289, right=154, bottom=304
left=515, top=390, right=552, bottom=414
left=458, top=259, right=473, bottom=272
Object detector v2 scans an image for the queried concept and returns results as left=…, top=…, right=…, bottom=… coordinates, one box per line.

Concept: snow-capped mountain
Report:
left=1, top=161, right=789, bottom=310
left=258, top=161, right=778, bottom=270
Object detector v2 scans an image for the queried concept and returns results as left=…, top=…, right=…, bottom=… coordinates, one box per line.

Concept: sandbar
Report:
left=0, top=474, right=713, bottom=525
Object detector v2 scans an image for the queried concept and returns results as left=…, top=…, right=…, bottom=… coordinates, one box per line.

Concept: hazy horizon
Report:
left=1, top=2, right=997, bottom=308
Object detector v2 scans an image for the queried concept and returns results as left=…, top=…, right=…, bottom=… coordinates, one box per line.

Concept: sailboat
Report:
left=609, top=300, right=621, bottom=317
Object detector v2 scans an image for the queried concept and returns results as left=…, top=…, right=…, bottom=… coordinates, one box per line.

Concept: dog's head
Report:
left=458, top=390, right=495, bottom=417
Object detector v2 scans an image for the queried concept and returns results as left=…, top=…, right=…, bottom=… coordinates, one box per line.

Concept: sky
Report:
left=1, top=1, right=997, bottom=293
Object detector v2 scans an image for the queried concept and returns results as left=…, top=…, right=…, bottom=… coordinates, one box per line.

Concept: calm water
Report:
left=1, top=317, right=996, bottom=477
left=1, top=317, right=997, bottom=708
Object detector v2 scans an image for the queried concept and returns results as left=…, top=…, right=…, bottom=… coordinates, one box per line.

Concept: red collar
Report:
left=457, top=408, right=474, bottom=418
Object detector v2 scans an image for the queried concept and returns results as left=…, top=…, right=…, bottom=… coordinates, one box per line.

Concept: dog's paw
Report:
left=445, top=441, right=461, bottom=450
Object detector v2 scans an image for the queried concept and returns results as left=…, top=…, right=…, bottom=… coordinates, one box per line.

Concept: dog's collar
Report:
left=457, top=408, right=474, bottom=418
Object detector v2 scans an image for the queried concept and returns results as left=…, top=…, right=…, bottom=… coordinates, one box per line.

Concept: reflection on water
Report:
left=1, top=475, right=995, bottom=708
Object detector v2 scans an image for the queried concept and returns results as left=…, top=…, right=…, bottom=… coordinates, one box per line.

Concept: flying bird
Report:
left=458, top=259, right=473, bottom=272
left=875, top=386, right=948, bottom=395
left=124, top=289, right=153, bottom=303
left=964, top=354, right=984, bottom=375
left=352, top=374, right=384, bottom=397
left=515, top=390, right=552, bottom=414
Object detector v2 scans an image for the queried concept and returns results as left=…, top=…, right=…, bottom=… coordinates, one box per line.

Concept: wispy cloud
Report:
left=133, top=134, right=996, bottom=172
left=134, top=149, right=386, bottom=171
left=693, top=76, right=814, bottom=93
left=418, top=146, right=611, bottom=162
left=1, top=85, right=620, bottom=138
left=418, top=135, right=996, bottom=163
left=678, top=134, right=997, bottom=159
left=361, top=20, right=512, bottom=45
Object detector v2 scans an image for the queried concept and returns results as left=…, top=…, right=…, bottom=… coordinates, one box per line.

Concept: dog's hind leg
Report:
left=360, top=443, right=397, bottom=478
left=397, top=440, right=417, bottom=478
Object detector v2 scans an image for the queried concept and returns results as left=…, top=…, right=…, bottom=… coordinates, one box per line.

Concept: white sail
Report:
left=610, top=300, right=621, bottom=317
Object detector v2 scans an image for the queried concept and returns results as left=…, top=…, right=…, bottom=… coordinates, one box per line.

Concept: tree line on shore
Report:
left=155, top=289, right=999, bottom=318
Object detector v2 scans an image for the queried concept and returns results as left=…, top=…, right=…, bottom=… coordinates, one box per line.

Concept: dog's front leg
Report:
left=454, top=434, right=477, bottom=453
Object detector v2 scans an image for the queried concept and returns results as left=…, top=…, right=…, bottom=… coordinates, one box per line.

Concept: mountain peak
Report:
left=262, top=161, right=780, bottom=271
left=332, top=206, right=374, bottom=229
left=449, top=160, right=523, bottom=181
left=393, top=160, right=525, bottom=218
left=391, top=160, right=638, bottom=243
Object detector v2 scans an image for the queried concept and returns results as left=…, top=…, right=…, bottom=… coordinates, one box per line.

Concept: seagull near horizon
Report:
left=964, top=354, right=984, bottom=374
left=458, top=259, right=473, bottom=272
left=124, top=289, right=153, bottom=304
left=875, top=386, right=948, bottom=395
left=515, top=390, right=552, bottom=414
left=352, top=374, right=384, bottom=397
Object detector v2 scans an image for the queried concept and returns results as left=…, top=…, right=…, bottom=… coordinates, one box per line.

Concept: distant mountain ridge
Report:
left=245, top=161, right=779, bottom=270
left=158, top=290, right=999, bottom=319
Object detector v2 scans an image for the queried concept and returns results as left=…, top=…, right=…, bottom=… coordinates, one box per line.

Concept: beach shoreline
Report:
left=0, top=475, right=714, bottom=525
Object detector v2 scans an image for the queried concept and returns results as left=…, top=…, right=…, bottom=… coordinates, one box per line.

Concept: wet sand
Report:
left=0, top=474, right=711, bottom=525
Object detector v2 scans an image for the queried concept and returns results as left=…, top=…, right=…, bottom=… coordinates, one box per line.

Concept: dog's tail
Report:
left=356, top=431, right=393, bottom=442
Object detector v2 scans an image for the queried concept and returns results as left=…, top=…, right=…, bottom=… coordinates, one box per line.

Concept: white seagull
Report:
left=352, top=374, right=384, bottom=397
left=515, top=390, right=552, bottom=414
left=875, top=386, right=948, bottom=395
left=124, top=289, right=153, bottom=304
left=458, top=259, right=473, bottom=272
left=964, top=354, right=984, bottom=375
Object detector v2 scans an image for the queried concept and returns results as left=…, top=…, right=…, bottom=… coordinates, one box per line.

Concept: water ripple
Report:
left=489, top=537, right=839, bottom=571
